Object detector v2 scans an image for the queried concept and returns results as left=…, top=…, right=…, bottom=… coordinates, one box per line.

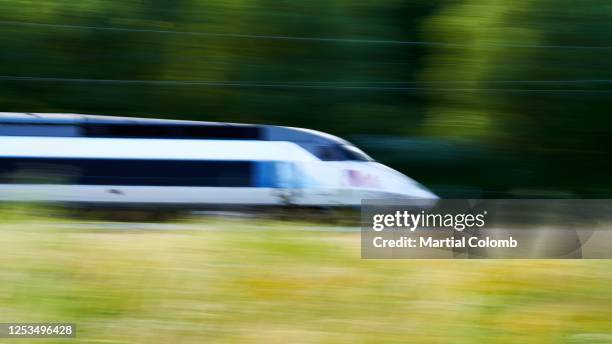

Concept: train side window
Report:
left=0, top=124, right=79, bottom=137
left=0, top=158, right=254, bottom=187
left=84, top=124, right=262, bottom=139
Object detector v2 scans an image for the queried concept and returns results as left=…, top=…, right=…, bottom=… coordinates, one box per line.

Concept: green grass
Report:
left=1, top=212, right=612, bottom=343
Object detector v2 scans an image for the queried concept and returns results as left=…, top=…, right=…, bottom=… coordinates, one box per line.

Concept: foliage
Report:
left=1, top=0, right=612, bottom=196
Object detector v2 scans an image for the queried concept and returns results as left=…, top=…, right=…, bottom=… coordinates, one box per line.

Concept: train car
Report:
left=0, top=112, right=437, bottom=207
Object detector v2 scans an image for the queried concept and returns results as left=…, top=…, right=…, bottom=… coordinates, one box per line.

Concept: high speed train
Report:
left=0, top=112, right=437, bottom=207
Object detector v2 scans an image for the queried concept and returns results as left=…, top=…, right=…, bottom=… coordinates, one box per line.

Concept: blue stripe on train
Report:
left=253, top=161, right=307, bottom=188
left=253, top=161, right=279, bottom=188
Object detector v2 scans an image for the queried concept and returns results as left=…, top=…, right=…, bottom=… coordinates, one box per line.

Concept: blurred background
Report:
left=2, top=0, right=612, bottom=198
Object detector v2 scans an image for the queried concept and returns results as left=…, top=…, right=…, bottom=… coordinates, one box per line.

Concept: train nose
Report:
left=394, top=176, right=439, bottom=200
left=406, top=183, right=439, bottom=199
left=369, top=162, right=439, bottom=199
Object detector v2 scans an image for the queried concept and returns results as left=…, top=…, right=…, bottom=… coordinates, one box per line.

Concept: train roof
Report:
left=0, top=112, right=237, bottom=126
left=0, top=112, right=349, bottom=145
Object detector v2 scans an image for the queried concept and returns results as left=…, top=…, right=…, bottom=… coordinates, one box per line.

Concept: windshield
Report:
left=338, top=144, right=374, bottom=162
left=310, top=143, right=375, bottom=161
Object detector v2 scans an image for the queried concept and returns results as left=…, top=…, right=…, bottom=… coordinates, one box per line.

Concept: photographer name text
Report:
left=372, top=236, right=518, bottom=248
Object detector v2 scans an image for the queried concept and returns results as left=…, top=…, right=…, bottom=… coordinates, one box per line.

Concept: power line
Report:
left=307, top=79, right=612, bottom=85
left=0, top=20, right=446, bottom=45
left=3, top=75, right=612, bottom=93
left=2, top=19, right=612, bottom=49
left=4, top=75, right=612, bottom=85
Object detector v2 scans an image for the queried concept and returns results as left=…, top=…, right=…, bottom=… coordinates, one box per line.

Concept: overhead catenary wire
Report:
left=3, top=75, right=612, bottom=93
left=2, top=19, right=612, bottom=50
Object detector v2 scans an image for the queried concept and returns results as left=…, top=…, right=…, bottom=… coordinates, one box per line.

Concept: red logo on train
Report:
left=345, top=170, right=380, bottom=188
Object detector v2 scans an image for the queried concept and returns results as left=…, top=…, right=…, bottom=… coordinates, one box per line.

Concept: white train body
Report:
left=0, top=113, right=437, bottom=206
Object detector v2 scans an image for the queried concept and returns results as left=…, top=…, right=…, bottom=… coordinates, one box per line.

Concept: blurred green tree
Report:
left=421, top=0, right=612, bottom=196
left=2, top=0, right=612, bottom=196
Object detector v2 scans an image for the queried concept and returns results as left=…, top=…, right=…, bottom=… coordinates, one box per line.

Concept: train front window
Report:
left=310, top=143, right=374, bottom=161
left=338, top=144, right=374, bottom=161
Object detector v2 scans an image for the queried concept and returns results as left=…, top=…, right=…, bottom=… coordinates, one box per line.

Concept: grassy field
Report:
left=1, top=208, right=612, bottom=343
